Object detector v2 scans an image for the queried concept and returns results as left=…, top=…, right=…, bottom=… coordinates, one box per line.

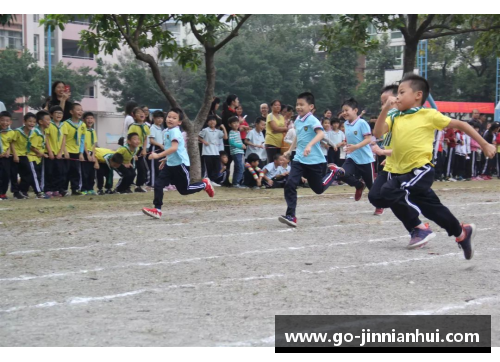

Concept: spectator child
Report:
left=279, top=92, right=344, bottom=227
left=61, top=103, right=86, bottom=195
left=236, top=105, right=250, bottom=140
left=142, top=108, right=214, bottom=219
left=329, top=119, right=346, bottom=166
left=338, top=122, right=347, bottom=167
left=470, top=124, right=482, bottom=180
left=214, top=151, right=229, bottom=185
left=147, top=110, right=165, bottom=187
left=243, top=153, right=265, bottom=188
left=199, top=115, right=228, bottom=185
left=128, top=107, right=151, bottom=192
left=244, top=116, right=267, bottom=166
left=262, top=154, right=284, bottom=188
left=480, top=122, right=499, bottom=179
left=94, top=148, right=124, bottom=195
left=453, top=129, right=470, bottom=181
left=81, top=112, right=98, bottom=195
left=44, top=106, right=66, bottom=196
left=0, top=111, right=14, bottom=200
left=114, top=133, right=140, bottom=194
left=228, top=116, right=246, bottom=187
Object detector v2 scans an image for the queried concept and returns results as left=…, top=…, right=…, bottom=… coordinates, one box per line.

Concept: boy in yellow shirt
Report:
left=369, top=74, right=496, bottom=260
left=44, top=106, right=66, bottom=197
left=82, top=111, right=98, bottom=195
left=61, top=103, right=86, bottom=196
left=0, top=111, right=15, bottom=200
left=94, top=148, right=124, bottom=195
left=115, top=133, right=140, bottom=194
left=127, top=107, right=150, bottom=192
left=27, top=111, right=51, bottom=199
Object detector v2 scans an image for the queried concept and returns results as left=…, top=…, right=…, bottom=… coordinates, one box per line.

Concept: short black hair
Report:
left=219, top=151, right=228, bottom=157
left=206, top=115, right=217, bottom=123
left=118, top=137, right=125, bottom=146
left=152, top=110, right=165, bottom=119
left=49, top=105, right=63, bottom=114
left=70, top=103, right=82, bottom=111
left=285, top=105, right=294, bottom=113
left=125, top=101, right=138, bottom=116
left=331, top=118, right=340, bottom=124
left=273, top=153, right=281, bottom=161
left=400, top=73, right=430, bottom=106
left=110, top=153, right=124, bottom=165
left=24, top=112, right=36, bottom=121
left=36, top=110, right=50, bottom=122
left=247, top=153, right=260, bottom=163
left=127, top=132, right=139, bottom=141
left=381, top=84, right=399, bottom=96
left=228, top=116, right=239, bottom=124
left=168, top=107, right=184, bottom=121
left=255, top=116, right=266, bottom=124
left=341, top=98, right=358, bottom=110
left=83, top=111, right=95, bottom=120
left=297, top=92, right=315, bottom=106
left=322, top=117, right=331, bottom=124
left=0, top=111, right=12, bottom=118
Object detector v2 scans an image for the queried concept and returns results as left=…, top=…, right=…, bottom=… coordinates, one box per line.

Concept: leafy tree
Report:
left=42, top=14, right=251, bottom=180
left=320, top=15, right=500, bottom=74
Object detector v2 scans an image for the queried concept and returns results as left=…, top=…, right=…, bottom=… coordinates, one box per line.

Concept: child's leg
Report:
left=18, top=157, right=32, bottom=194
left=284, top=161, right=305, bottom=217
left=44, top=158, right=54, bottom=192
left=455, top=155, right=465, bottom=178
left=340, top=158, right=363, bottom=188
left=10, top=158, right=19, bottom=194
left=34, top=161, right=43, bottom=194
left=446, top=148, right=455, bottom=177
left=171, top=164, right=206, bottom=196
left=0, top=158, right=11, bottom=195
left=153, top=166, right=172, bottom=209
left=96, top=163, right=105, bottom=190
left=358, top=162, right=375, bottom=189
left=303, top=163, right=341, bottom=195
left=68, top=154, right=82, bottom=192
left=135, top=154, right=150, bottom=187
left=115, top=165, right=135, bottom=192
left=232, top=154, right=243, bottom=185
left=207, top=155, right=220, bottom=182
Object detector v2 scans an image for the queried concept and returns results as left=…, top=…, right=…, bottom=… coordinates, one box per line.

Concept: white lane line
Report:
left=402, top=295, right=500, bottom=315
left=0, top=234, right=408, bottom=282
left=7, top=243, right=126, bottom=256
left=217, top=335, right=276, bottom=347
left=0, top=252, right=469, bottom=314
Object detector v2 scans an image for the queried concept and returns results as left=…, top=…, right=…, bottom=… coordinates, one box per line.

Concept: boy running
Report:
left=368, top=74, right=496, bottom=259
left=279, top=92, right=344, bottom=227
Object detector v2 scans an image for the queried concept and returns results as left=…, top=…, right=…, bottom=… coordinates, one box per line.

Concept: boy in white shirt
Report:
left=245, top=117, right=267, bottom=167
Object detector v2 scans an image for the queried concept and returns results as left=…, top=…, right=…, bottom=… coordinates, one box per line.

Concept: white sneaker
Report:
left=211, top=181, right=221, bottom=187
left=448, top=177, right=457, bottom=182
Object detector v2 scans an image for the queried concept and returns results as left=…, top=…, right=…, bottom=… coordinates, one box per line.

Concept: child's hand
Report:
left=14, top=155, right=19, bottom=163
left=345, top=144, right=358, bottom=154
left=482, top=144, right=496, bottom=159
left=267, top=179, right=274, bottom=187
left=334, top=146, right=338, bottom=151
left=303, top=145, right=312, bottom=157
left=381, top=159, right=386, bottom=166
left=203, top=141, right=210, bottom=146
left=124, top=163, right=131, bottom=168
left=134, top=155, right=138, bottom=161
left=159, top=159, right=166, bottom=170
left=79, top=153, right=85, bottom=162
left=43, top=154, right=49, bottom=159
left=64, top=152, right=70, bottom=159
left=149, top=152, right=158, bottom=160
left=141, top=149, right=147, bottom=157
left=383, top=96, right=397, bottom=110
left=242, top=144, right=247, bottom=150
left=94, top=163, right=100, bottom=170
left=48, top=151, right=55, bottom=160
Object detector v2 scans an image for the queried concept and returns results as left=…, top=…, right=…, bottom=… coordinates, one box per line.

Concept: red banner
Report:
left=424, top=101, right=495, bottom=114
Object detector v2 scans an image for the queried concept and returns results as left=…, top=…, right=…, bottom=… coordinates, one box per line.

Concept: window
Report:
left=68, top=15, right=91, bottom=25
left=84, top=84, right=96, bottom=98
left=33, top=34, right=40, bottom=60
left=391, top=30, right=403, bottom=39
left=367, top=23, right=378, bottom=41
left=0, top=30, right=23, bottom=50
left=33, top=14, right=40, bottom=22
left=392, top=45, right=403, bottom=67
left=62, top=39, right=94, bottom=60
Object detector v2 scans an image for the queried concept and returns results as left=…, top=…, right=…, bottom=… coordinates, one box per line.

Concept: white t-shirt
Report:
left=0, top=101, right=6, bottom=112
left=245, top=129, right=267, bottom=161
left=263, top=161, right=280, bottom=179
left=123, top=115, right=134, bottom=137
left=199, top=128, right=223, bottom=156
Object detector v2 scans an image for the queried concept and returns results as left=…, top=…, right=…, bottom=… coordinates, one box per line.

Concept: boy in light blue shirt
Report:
left=142, top=108, right=214, bottom=219
left=339, top=98, right=375, bottom=202
left=147, top=110, right=165, bottom=187
left=279, top=92, right=345, bottom=227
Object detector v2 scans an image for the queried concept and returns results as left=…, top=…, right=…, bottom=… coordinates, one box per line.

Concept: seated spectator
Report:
left=243, top=153, right=264, bottom=189
left=262, top=154, right=285, bottom=188
left=214, top=152, right=229, bottom=185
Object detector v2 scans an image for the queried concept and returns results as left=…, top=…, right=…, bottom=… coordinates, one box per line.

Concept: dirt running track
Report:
left=0, top=181, right=499, bottom=346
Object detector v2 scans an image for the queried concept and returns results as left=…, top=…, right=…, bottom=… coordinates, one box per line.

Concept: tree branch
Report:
left=118, top=14, right=131, bottom=36
left=421, top=25, right=500, bottom=40
left=415, top=14, right=435, bottom=39
left=217, top=14, right=224, bottom=21
left=134, top=14, right=146, bottom=43
left=112, top=15, right=131, bottom=41
left=213, top=14, right=251, bottom=52
left=189, top=21, right=206, bottom=47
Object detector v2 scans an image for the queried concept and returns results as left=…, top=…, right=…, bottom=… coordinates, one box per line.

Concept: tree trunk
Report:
left=403, top=40, right=418, bottom=74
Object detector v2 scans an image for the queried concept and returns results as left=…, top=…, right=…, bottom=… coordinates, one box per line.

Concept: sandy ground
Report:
left=0, top=180, right=499, bottom=347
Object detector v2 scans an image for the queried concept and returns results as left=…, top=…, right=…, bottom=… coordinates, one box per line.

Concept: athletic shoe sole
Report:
left=278, top=216, right=297, bottom=228
left=407, top=232, right=436, bottom=250
left=142, top=208, right=161, bottom=219
left=466, top=223, right=476, bottom=260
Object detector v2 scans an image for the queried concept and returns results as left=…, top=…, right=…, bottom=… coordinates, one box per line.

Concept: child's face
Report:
left=295, top=98, right=314, bottom=117
left=332, top=122, right=339, bottom=130
left=84, top=116, right=95, bottom=128
left=0, top=117, right=11, bottom=130
left=208, top=119, right=217, bottom=129
left=281, top=157, right=289, bottom=166
left=134, top=110, right=146, bottom=123
left=166, top=111, right=181, bottom=129
left=51, top=110, right=63, bottom=122
left=322, top=120, right=331, bottom=131
left=110, top=160, right=121, bottom=169
left=142, top=107, right=149, bottom=117
left=255, top=121, right=265, bottom=132
left=40, top=115, right=51, bottom=128
left=230, top=121, right=239, bottom=131
left=276, top=155, right=284, bottom=165
left=71, top=106, right=83, bottom=120
left=250, top=160, right=259, bottom=168
left=341, top=105, right=358, bottom=121
left=25, top=117, right=36, bottom=129
left=236, top=107, right=242, bottom=116
left=128, top=135, right=141, bottom=148
left=221, top=155, right=228, bottom=164
left=397, top=81, right=422, bottom=110
left=340, top=124, right=345, bottom=132
left=154, top=116, right=164, bottom=126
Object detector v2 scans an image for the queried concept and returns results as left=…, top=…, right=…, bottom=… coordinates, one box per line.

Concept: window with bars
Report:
left=392, top=45, right=403, bottom=67
left=34, top=34, right=40, bottom=60
left=62, top=39, right=94, bottom=60
left=0, top=30, right=23, bottom=50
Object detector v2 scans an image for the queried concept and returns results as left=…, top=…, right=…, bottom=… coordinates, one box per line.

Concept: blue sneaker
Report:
left=456, top=224, right=476, bottom=260
left=408, top=224, right=435, bottom=249
left=279, top=215, right=297, bottom=228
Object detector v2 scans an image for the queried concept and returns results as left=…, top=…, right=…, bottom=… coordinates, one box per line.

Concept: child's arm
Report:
left=11, top=143, right=18, bottom=163
left=141, top=137, right=147, bottom=157
left=149, top=136, right=164, bottom=149
left=46, top=137, right=54, bottom=159
left=91, top=143, right=97, bottom=162
left=31, top=146, right=45, bottom=158
left=81, top=142, right=88, bottom=162
left=449, top=119, right=496, bottom=158
left=221, top=124, right=228, bottom=140
left=346, top=134, right=372, bottom=154
left=198, top=136, right=209, bottom=146
left=149, top=140, right=179, bottom=160
left=228, top=135, right=244, bottom=149
left=374, top=97, right=395, bottom=138
left=283, top=136, right=297, bottom=157
left=61, top=135, right=69, bottom=159
left=304, top=129, right=325, bottom=157
left=94, top=158, right=100, bottom=169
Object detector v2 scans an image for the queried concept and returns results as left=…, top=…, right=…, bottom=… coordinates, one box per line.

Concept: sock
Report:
left=456, top=229, right=466, bottom=242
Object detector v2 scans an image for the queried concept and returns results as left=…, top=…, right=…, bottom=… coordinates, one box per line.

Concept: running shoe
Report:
left=203, top=178, right=215, bottom=197
left=134, top=186, right=147, bottom=193
left=142, top=207, right=162, bottom=219
left=456, top=223, right=476, bottom=260
left=354, top=180, right=366, bottom=201
left=408, top=223, right=435, bottom=249
left=72, top=190, right=84, bottom=196
left=87, top=190, right=97, bottom=196
left=373, top=208, right=384, bottom=216
left=0, top=194, right=7, bottom=200
left=20, top=192, right=30, bottom=199
left=279, top=215, right=297, bottom=228
left=13, top=192, right=26, bottom=200
left=211, top=181, right=221, bottom=187
left=97, top=189, right=105, bottom=196
left=35, top=193, right=51, bottom=199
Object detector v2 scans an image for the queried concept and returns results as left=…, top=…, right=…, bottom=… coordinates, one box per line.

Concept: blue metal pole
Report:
left=48, top=26, right=52, bottom=96
left=496, top=57, right=499, bottom=106
left=427, top=93, right=438, bottom=110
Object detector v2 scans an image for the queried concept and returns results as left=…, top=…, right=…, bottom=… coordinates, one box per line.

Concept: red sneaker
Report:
left=0, top=194, right=7, bottom=200
left=373, top=208, right=384, bottom=216
left=354, top=180, right=366, bottom=201
left=142, top=207, right=162, bottom=219
left=202, top=178, right=215, bottom=198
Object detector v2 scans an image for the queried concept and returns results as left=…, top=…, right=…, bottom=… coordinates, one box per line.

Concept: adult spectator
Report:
left=123, top=101, right=138, bottom=136
left=323, top=109, right=333, bottom=121
left=471, top=109, right=485, bottom=136
left=44, top=81, right=73, bottom=121
left=260, top=103, right=269, bottom=119
left=141, top=106, right=152, bottom=126
left=221, top=94, right=240, bottom=186
left=265, top=99, right=288, bottom=162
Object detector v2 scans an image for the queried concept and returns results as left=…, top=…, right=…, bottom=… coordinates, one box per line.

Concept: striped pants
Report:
left=14, top=156, right=43, bottom=195
left=368, top=165, right=462, bottom=237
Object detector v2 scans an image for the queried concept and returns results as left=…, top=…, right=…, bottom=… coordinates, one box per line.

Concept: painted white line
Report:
left=7, top=242, right=127, bottom=256
left=402, top=295, right=500, bottom=315
left=217, top=335, right=276, bottom=347
left=0, top=252, right=468, bottom=314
